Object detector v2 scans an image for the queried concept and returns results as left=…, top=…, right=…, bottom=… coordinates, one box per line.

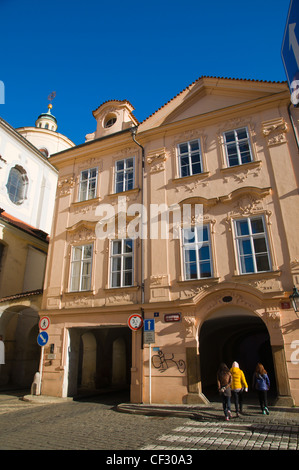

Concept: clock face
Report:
left=128, top=314, right=143, bottom=330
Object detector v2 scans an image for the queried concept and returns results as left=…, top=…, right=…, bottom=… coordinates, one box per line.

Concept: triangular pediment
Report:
left=139, top=77, right=287, bottom=131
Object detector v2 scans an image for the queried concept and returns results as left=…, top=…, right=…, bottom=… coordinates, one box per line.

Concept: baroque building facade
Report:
left=40, top=77, right=299, bottom=406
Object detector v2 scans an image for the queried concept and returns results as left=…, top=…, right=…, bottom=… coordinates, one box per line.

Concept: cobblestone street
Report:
left=0, top=390, right=299, bottom=455
left=0, top=391, right=188, bottom=451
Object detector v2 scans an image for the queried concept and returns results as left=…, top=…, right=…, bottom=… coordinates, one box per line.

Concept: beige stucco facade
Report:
left=40, top=78, right=299, bottom=406
left=0, top=211, right=48, bottom=387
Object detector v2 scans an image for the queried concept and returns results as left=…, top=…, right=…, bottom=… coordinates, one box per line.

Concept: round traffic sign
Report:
left=37, top=331, right=49, bottom=347
left=128, top=314, right=143, bottom=331
left=39, top=316, right=50, bottom=331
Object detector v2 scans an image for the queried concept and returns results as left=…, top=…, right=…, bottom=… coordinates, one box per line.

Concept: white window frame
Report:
left=234, top=216, right=271, bottom=274
left=114, top=157, right=135, bottom=193
left=177, top=139, right=203, bottom=178
left=182, top=224, right=213, bottom=280
left=223, top=127, right=253, bottom=167
left=69, top=244, right=93, bottom=292
left=78, top=167, right=98, bottom=202
left=110, top=238, right=134, bottom=288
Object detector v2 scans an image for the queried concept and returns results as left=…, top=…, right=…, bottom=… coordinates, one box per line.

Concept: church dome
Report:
left=35, top=103, right=57, bottom=131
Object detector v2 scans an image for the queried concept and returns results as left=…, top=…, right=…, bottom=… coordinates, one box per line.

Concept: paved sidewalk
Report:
left=18, top=391, right=299, bottom=426
left=118, top=400, right=299, bottom=450
left=0, top=390, right=298, bottom=450
left=2, top=386, right=297, bottom=427
left=117, top=401, right=299, bottom=426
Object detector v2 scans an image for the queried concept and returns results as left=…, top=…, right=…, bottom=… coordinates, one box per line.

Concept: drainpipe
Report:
left=131, top=126, right=145, bottom=404
left=288, top=101, right=299, bottom=151
left=131, top=127, right=145, bottom=306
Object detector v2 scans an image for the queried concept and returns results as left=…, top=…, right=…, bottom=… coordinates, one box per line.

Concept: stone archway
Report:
left=184, top=285, right=293, bottom=405
left=67, top=326, right=132, bottom=399
left=0, top=305, right=40, bottom=387
left=199, top=305, right=277, bottom=401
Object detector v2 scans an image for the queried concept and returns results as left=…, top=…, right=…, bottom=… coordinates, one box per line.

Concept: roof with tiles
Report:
left=138, top=75, right=288, bottom=130
left=0, top=209, right=49, bottom=242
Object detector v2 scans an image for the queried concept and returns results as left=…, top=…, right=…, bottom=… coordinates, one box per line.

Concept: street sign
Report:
left=164, top=313, right=181, bottom=322
left=127, top=314, right=143, bottom=331
left=39, top=316, right=50, bottom=331
left=37, top=331, right=49, bottom=347
left=144, top=331, right=155, bottom=344
left=282, top=0, right=299, bottom=102
left=144, top=319, right=155, bottom=331
left=144, top=319, right=155, bottom=344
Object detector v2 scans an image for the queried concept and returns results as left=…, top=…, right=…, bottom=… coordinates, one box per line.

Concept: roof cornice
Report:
left=137, top=89, right=291, bottom=142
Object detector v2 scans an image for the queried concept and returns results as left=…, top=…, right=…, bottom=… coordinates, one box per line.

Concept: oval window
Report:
left=39, top=147, right=49, bottom=157
left=104, top=116, right=117, bottom=128
left=6, top=166, right=28, bottom=205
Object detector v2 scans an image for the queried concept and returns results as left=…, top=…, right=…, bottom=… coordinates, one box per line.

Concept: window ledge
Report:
left=108, top=187, right=140, bottom=198
left=220, top=160, right=262, bottom=174
left=65, top=289, right=95, bottom=295
left=177, top=276, right=220, bottom=284
left=104, top=285, right=140, bottom=292
left=232, top=270, right=281, bottom=281
left=172, top=171, right=210, bottom=184
left=71, top=197, right=101, bottom=208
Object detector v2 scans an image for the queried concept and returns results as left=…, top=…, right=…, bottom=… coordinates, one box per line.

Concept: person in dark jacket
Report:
left=252, top=363, right=270, bottom=414
left=217, top=363, right=232, bottom=421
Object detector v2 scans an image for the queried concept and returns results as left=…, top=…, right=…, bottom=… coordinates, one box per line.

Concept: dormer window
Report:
left=39, top=148, right=49, bottom=158
left=104, top=115, right=117, bottom=128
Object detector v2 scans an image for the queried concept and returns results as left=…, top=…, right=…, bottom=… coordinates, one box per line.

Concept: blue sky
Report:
left=0, top=0, right=291, bottom=145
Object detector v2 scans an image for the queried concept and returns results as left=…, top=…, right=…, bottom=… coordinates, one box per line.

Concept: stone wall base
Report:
left=183, top=393, right=210, bottom=404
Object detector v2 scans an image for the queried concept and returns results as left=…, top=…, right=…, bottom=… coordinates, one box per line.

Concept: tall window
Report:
left=78, top=168, right=98, bottom=201
left=70, top=244, right=93, bottom=291
left=6, top=166, right=28, bottom=205
left=115, top=158, right=134, bottom=193
left=178, top=139, right=202, bottom=177
left=223, top=127, right=252, bottom=167
left=182, top=225, right=212, bottom=280
left=234, top=217, right=271, bottom=274
left=110, top=239, right=133, bottom=288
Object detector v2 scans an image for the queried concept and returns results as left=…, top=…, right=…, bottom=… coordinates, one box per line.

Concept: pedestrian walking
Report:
left=230, top=361, right=248, bottom=416
left=217, top=363, right=232, bottom=421
left=252, top=363, right=270, bottom=415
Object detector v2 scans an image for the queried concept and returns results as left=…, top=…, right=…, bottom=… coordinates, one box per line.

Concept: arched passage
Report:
left=67, top=326, right=132, bottom=400
left=0, top=305, right=40, bottom=388
left=199, top=306, right=277, bottom=401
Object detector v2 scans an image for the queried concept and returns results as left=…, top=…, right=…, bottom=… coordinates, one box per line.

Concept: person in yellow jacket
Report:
left=230, top=361, right=248, bottom=416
